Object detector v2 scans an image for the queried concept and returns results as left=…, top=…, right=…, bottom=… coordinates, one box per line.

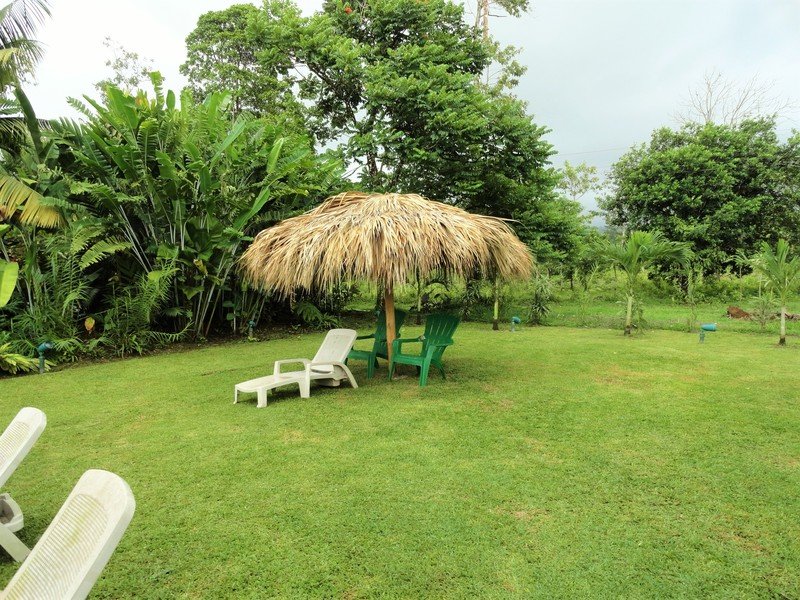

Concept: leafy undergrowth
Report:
left=0, top=324, right=798, bottom=598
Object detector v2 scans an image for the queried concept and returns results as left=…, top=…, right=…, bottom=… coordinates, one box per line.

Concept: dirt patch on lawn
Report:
left=281, top=429, right=320, bottom=444
left=492, top=505, right=551, bottom=525
left=593, top=365, right=651, bottom=387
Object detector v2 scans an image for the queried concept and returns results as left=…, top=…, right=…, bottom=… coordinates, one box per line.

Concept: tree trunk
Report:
left=385, top=285, right=396, bottom=361
left=416, top=278, right=422, bottom=325
left=780, top=306, right=786, bottom=345
left=478, top=0, right=489, bottom=39
left=624, top=293, right=634, bottom=336
left=492, top=277, right=500, bottom=330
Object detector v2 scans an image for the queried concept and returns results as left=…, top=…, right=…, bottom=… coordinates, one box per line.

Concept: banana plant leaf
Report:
left=0, top=260, right=19, bottom=307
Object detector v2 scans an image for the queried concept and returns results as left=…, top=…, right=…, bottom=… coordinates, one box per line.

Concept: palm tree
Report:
left=0, top=0, right=60, bottom=229
left=0, top=0, right=49, bottom=84
left=750, top=239, right=800, bottom=346
left=600, top=230, right=692, bottom=335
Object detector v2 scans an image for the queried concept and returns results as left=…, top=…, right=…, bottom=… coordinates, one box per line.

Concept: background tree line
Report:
left=0, top=0, right=590, bottom=372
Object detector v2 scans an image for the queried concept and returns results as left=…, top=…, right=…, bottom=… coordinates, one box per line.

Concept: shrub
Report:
left=527, top=273, right=552, bottom=325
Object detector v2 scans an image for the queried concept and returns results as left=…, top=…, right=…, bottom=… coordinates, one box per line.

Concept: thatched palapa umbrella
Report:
left=240, top=192, right=533, bottom=360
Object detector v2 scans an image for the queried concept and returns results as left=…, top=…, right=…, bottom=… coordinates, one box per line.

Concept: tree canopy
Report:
left=180, top=3, right=303, bottom=125
left=181, top=0, right=584, bottom=265
left=602, top=119, right=800, bottom=274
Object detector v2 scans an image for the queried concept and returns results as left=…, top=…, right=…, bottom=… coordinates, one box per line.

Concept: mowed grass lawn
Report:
left=0, top=323, right=799, bottom=598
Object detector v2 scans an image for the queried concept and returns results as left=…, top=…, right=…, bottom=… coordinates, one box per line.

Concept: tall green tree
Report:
left=184, top=0, right=562, bottom=227
left=287, top=0, right=497, bottom=201
left=603, top=119, right=800, bottom=274
left=599, top=231, right=691, bottom=335
left=183, top=0, right=571, bottom=330
left=750, top=239, right=800, bottom=346
left=180, top=3, right=303, bottom=124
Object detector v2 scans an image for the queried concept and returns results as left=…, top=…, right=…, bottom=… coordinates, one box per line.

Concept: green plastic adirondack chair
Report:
left=347, top=309, right=408, bottom=378
left=389, top=313, right=460, bottom=386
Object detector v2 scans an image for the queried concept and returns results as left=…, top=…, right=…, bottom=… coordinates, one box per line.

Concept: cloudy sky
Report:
left=26, top=0, right=800, bottom=211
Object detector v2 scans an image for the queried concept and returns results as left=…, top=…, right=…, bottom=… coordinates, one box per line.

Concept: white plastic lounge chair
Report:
left=1, top=469, right=135, bottom=600
left=234, top=328, right=359, bottom=407
left=0, top=407, right=46, bottom=562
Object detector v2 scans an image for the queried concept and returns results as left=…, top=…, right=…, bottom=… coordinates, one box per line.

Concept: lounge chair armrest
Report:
left=431, top=340, right=454, bottom=347
left=423, top=340, right=453, bottom=358
left=273, top=358, right=311, bottom=378
left=310, top=360, right=349, bottom=370
left=391, top=336, right=424, bottom=354
left=310, top=361, right=358, bottom=389
left=355, top=333, right=376, bottom=340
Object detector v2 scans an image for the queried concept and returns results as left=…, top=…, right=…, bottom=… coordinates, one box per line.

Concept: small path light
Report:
left=247, top=319, right=256, bottom=341
left=511, top=316, right=521, bottom=332
left=699, top=323, right=717, bottom=343
left=36, top=341, right=53, bottom=374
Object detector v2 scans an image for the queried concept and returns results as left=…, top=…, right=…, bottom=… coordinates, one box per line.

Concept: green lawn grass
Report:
left=0, top=323, right=799, bottom=598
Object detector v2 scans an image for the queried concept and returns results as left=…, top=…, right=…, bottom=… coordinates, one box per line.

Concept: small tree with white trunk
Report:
left=750, top=239, right=800, bottom=346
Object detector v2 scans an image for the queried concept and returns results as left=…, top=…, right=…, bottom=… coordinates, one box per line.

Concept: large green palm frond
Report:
left=600, top=230, right=691, bottom=284
left=0, top=95, right=28, bottom=151
left=750, top=239, right=800, bottom=303
left=0, top=173, right=63, bottom=227
left=0, top=0, right=50, bottom=85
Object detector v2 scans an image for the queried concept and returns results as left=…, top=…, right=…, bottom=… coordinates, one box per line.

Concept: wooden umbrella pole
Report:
left=384, top=284, right=396, bottom=363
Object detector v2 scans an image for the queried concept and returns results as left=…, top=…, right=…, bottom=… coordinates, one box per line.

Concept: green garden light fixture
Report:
left=511, top=316, right=521, bottom=332
left=699, top=323, right=717, bottom=343
left=36, top=341, right=53, bottom=374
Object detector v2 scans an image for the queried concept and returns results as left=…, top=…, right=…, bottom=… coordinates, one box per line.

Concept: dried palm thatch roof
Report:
left=240, top=191, right=533, bottom=295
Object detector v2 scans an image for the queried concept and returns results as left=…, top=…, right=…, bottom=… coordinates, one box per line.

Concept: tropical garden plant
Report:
left=599, top=230, right=692, bottom=335
left=0, top=64, right=344, bottom=368
left=749, top=239, right=800, bottom=345
left=62, top=76, right=342, bottom=338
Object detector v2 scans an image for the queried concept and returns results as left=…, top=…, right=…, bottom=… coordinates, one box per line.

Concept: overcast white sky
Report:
left=25, top=0, right=800, bottom=212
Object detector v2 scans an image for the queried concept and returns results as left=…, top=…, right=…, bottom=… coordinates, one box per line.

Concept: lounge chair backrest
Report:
left=423, top=314, right=460, bottom=357
left=0, top=408, right=46, bottom=490
left=2, top=469, right=135, bottom=600
left=374, top=309, right=407, bottom=343
left=312, top=329, right=358, bottom=365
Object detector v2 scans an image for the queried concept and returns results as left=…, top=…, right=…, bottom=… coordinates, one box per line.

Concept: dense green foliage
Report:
left=1, top=325, right=799, bottom=597
left=0, top=77, right=343, bottom=365
left=603, top=119, right=800, bottom=274
left=66, top=77, right=340, bottom=338
left=3, top=0, right=799, bottom=368
left=183, top=0, right=586, bottom=263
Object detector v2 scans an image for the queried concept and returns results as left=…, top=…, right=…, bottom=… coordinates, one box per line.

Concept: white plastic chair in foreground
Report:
left=235, top=328, right=359, bottom=407
left=0, top=469, right=135, bottom=600
left=0, top=407, right=46, bottom=562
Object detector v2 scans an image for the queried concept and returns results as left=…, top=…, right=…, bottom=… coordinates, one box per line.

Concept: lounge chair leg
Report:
left=0, top=524, right=29, bottom=562
left=367, top=357, right=375, bottom=379
left=257, top=389, right=268, bottom=408
left=234, top=389, right=238, bottom=404
left=434, top=360, right=446, bottom=379
left=338, top=364, right=359, bottom=389
left=299, top=380, right=310, bottom=399
left=420, top=362, right=430, bottom=387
